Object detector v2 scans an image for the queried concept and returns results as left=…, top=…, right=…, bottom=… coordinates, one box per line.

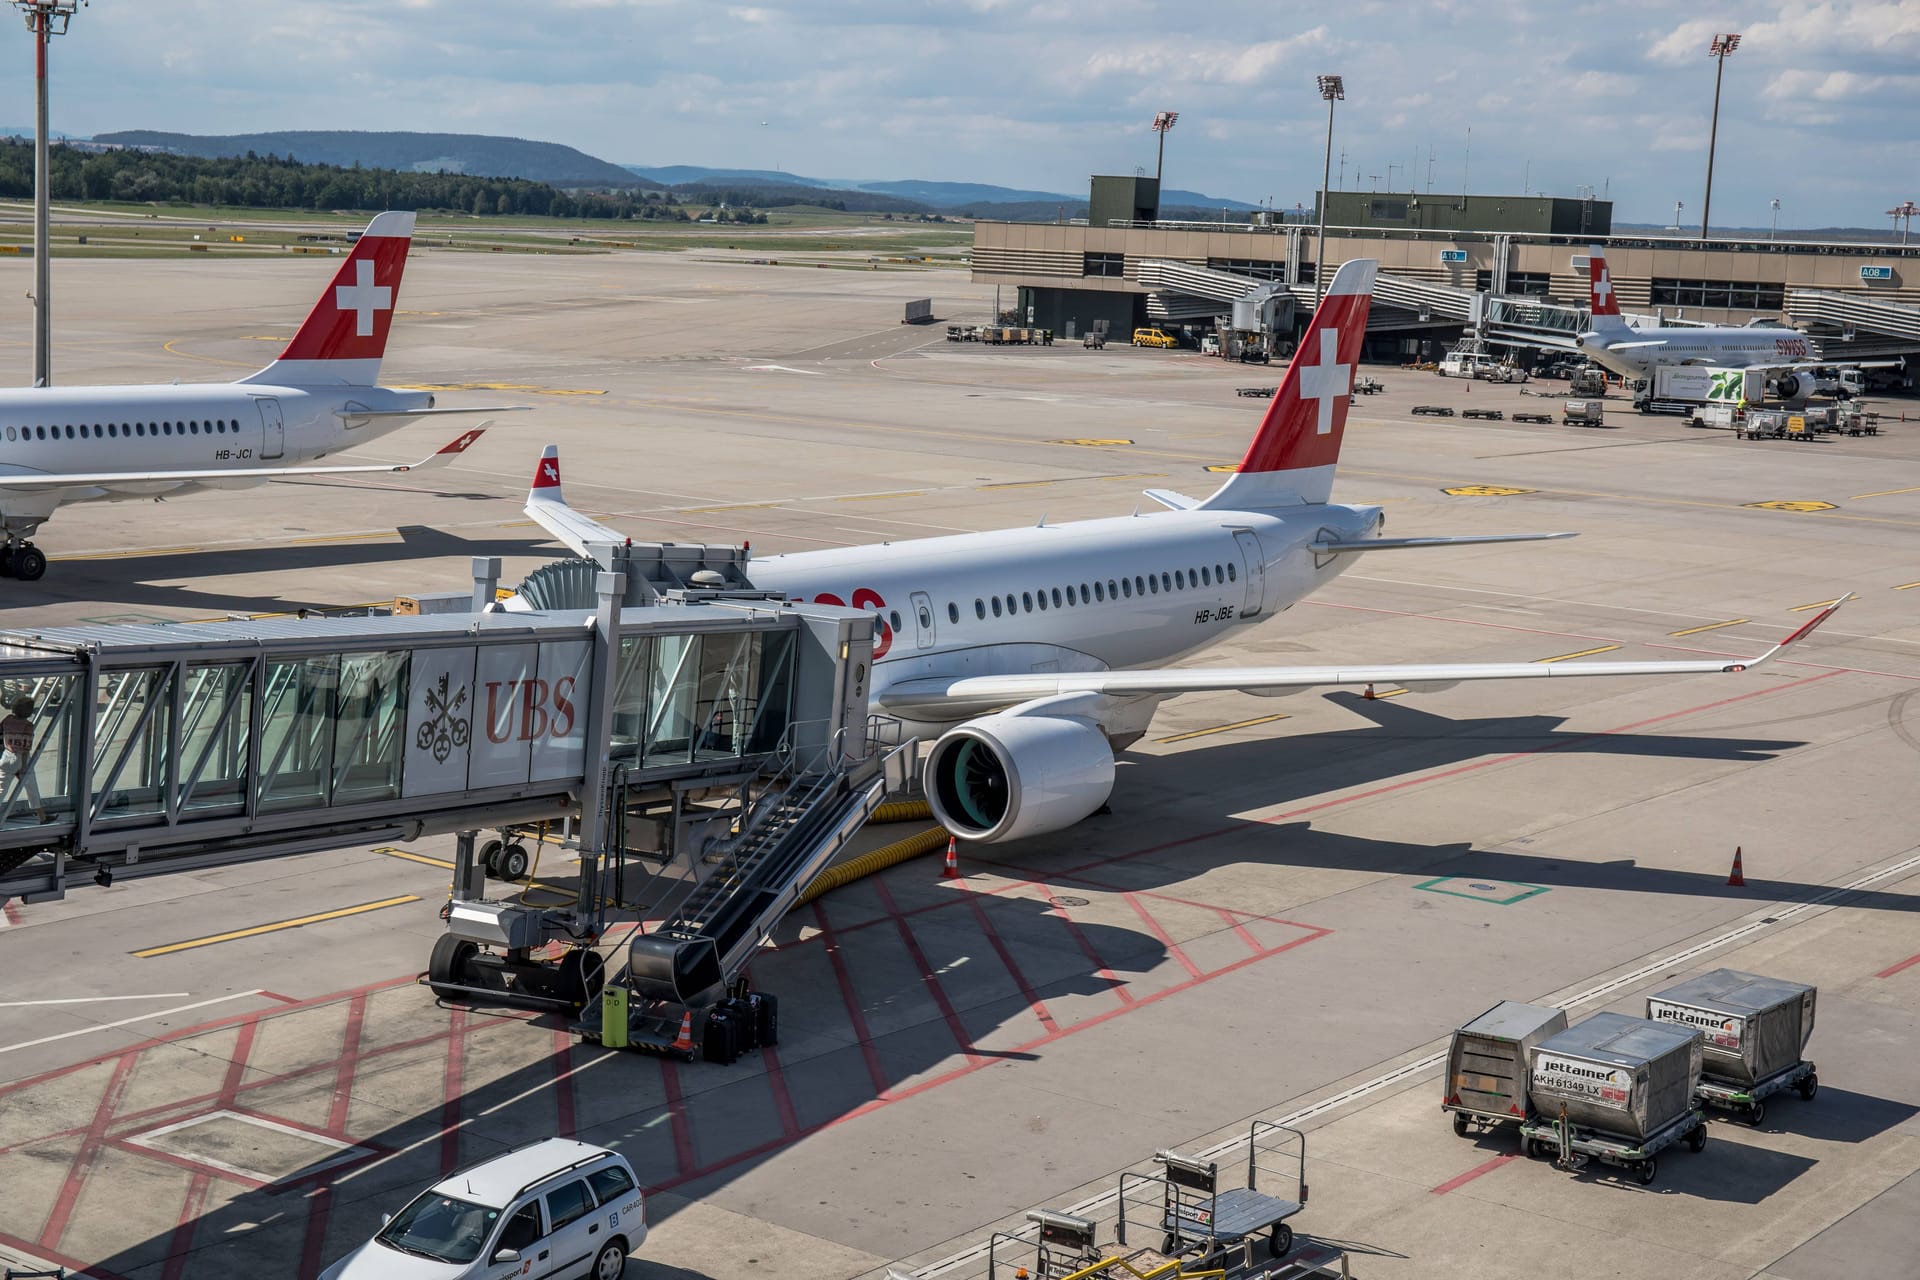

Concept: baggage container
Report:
left=1444, top=1001, right=1567, bottom=1134
left=1647, top=969, right=1815, bottom=1088
left=1529, top=1013, right=1702, bottom=1141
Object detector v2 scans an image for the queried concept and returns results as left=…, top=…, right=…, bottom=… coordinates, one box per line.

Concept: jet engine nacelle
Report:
left=925, top=705, right=1115, bottom=844
left=1771, top=370, right=1815, bottom=401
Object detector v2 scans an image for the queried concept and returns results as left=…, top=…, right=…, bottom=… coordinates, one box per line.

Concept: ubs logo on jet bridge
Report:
left=1648, top=1000, right=1744, bottom=1050
left=401, top=641, right=592, bottom=799
left=1534, top=1057, right=1631, bottom=1106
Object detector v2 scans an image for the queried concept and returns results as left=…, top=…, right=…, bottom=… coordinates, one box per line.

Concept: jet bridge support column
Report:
left=470, top=557, right=501, bottom=613
left=571, top=571, right=625, bottom=928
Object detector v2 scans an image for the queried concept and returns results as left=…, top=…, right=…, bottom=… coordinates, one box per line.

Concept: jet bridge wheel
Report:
left=428, top=933, right=479, bottom=998
left=10, top=545, right=44, bottom=582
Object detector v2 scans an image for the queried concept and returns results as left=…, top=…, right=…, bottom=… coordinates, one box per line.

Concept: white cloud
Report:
left=4, top=0, right=1908, bottom=227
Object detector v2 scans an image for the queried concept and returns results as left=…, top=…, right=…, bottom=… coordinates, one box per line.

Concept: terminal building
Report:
left=971, top=176, right=1920, bottom=369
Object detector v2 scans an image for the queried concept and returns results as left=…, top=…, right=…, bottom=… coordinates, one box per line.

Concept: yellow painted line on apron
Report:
left=132, top=895, right=421, bottom=958
left=1790, top=599, right=1844, bottom=612
left=681, top=502, right=780, bottom=514
left=51, top=544, right=208, bottom=562
left=378, top=849, right=454, bottom=869
left=979, top=479, right=1057, bottom=490
left=1155, top=713, right=1292, bottom=744
left=1894, top=581, right=1920, bottom=591
left=1536, top=644, right=1621, bottom=664
left=284, top=532, right=402, bottom=546
left=1670, top=618, right=1748, bottom=637
left=1850, top=485, right=1920, bottom=500
left=835, top=491, right=925, bottom=503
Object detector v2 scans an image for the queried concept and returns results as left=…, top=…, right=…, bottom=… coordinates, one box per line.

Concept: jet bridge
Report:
left=0, top=558, right=910, bottom=1048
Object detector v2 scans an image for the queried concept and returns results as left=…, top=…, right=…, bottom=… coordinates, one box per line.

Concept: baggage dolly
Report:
left=1519, top=1103, right=1707, bottom=1187
left=1696, top=1059, right=1817, bottom=1126
left=1122, top=1121, right=1307, bottom=1262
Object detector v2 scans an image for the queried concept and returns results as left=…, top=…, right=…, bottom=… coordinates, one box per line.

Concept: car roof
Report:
left=429, top=1139, right=625, bottom=1208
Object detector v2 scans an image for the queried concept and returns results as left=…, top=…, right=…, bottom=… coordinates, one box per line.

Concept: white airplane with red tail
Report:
left=0, top=211, right=516, bottom=581
left=523, top=258, right=1847, bottom=844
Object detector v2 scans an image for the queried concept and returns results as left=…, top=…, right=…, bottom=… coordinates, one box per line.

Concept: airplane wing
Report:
left=0, top=427, right=487, bottom=491
left=524, top=443, right=627, bottom=554
left=874, top=598, right=1847, bottom=714
left=335, top=406, right=531, bottom=420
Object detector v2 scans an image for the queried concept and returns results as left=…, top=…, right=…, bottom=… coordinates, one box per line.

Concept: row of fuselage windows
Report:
left=906, top=560, right=1241, bottom=633
left=5, top=417, right=243, bottom=443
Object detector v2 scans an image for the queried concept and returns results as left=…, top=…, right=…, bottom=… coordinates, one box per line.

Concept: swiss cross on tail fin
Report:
left=240, top=211, right=415, bottom=388
left=1587, top=245, right=1627, bottom=327
left=1196, top=257, right=1377, bottom=510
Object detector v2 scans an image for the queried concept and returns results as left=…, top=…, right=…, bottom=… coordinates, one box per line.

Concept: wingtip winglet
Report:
left=529, top=445, right=563, bottom=500
left=1781, top=593, right=1850, bottom=646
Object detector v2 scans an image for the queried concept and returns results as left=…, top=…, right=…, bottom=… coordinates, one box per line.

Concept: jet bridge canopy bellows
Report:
left=516, top=556, right=600, bottom=611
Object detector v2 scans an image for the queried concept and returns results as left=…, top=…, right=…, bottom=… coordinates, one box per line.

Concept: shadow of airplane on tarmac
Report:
left=52, top=692, right=1916, bottom=1278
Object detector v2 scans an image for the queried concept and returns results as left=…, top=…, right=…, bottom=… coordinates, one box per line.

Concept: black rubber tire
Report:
left=427, top=934, right=477, bottom=996
left=1162, top=1234, right=1179, bottom=1256
left=1636, top=1157, right=1658, bottom=1186
left=499, top=843, right=531, bottom=882
left=1452, top=1111, right=1470, bottom=1137
left=479, top=839, right=504, bottom=878
left=1688, top=1124, right=1707, bottom=1153
left=12, top=545, right=46, bottom=582
left=1271, top=1222, right=1293, bottom=1258
left=1748, top=1101, right=1766, bottom=1128
left=556, top=948, right=593, bottom=1007
left=1799, top=1073, right=1818, bottom=1102
left=590, top=1238, right=627, bottom=1280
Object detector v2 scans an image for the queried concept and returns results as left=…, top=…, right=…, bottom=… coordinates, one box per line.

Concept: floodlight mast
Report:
left=1314, top=74, right=1344, bottom=306
left=1701, top=32, right=1740, bottom=241
left=1151, top=111, right=1178, bottom=196
left=12, top=0, right=84, bottom=388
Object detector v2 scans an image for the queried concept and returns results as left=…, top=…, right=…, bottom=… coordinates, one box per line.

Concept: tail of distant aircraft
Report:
left=1586, top=246, right=1629, bottom=333
left=240, top=210, right=416, bottom=388
left=1195, top=257, right=1376, bottom=510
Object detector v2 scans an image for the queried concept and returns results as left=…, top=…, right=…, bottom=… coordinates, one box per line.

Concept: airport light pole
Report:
left=1889, top=201, right=1919, bottom=246
left=1701, top=32, right=1740, bottom=241
left=1314, top=74, right=1344, bottom=304
left=12, top=0, right=83, bottom=388
left=1151, top=111, right=1178, bottom=198
left=1770, top=197, right=1780, bottom=240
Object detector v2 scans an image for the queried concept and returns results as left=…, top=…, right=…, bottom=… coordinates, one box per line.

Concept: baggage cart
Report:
left=1562, top=399, right=1606, bottom=426
left=1528, top=1013, right=1703, bottom=1141
left=1695, top=1058, right=1817, bottom=1125
left=1647, top=969, right=1815, bottom=1086
left=1519, top=1101, right=1707, bottom=1186
left=1125, top=1122, right=1307, bottom=1262
left=1444, top=1000, right=1567, bottom=1137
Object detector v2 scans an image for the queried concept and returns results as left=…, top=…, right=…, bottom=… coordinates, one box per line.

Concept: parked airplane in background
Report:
left=1575, top=247, right=1889, bottom=397
left=0, top=211, right=517, bottom=581
left=523, top=258, right=1846, bottom=845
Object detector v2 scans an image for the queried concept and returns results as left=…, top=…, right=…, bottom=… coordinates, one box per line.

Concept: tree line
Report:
left=0, top=139, right=699, bottom=220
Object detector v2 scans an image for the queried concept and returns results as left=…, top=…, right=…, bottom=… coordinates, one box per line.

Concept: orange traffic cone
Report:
left=942, top=835, right=961, bottom=880
left=1727, top=846, right=1746, bottom=887
left=670, top=1010, right=695, bottom=1054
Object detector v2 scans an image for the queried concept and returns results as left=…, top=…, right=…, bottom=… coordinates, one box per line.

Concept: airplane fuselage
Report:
left=0, top=382, right=434, bottom=516
left=746, top=500, right=1383, bottom=734
left=1578, top=325, right=1813, bottom=380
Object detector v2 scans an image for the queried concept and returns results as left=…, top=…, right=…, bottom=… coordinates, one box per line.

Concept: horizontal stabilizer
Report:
left=1309, top=532, right=1576, bottom=554
left=1142, top=488, right=1201, bottom=511
left=335, top=405, right=531, bottom=420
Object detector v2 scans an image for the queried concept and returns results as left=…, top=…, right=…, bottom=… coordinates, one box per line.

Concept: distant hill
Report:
left=623, top=165, right=1258, bottom=213
left=95, top=130, right=660, bottom=190
left=629, top=165, right=833, bottom=188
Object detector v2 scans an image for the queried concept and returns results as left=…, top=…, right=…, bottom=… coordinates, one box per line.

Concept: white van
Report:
left=321, top=1139, right=643, bottom=1280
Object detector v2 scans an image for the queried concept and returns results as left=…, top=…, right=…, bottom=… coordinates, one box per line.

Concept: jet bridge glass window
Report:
left=1083, top=252, right=1126, bottom=279
left=257, top=651, right=408, bottom=813
left=692, top=632, right=759, bottom=763
left=91, top=666, right=177, bottom=823
left=178, top=662, right=252, bottom=817
left=1475, top=270, right=1552, bottom=298
left=1207, top=258, right=1287, bottom=282
left=0, top=672, right=77, bottom=827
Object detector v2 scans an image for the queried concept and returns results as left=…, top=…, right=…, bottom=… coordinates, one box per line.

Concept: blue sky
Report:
left=9, top=0, right=1918, bottom=228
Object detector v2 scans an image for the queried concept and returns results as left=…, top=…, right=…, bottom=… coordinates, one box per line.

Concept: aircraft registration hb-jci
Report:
left=520, top=257, right=1847, bottom=847
left=0, top=211, right=519, bottom=581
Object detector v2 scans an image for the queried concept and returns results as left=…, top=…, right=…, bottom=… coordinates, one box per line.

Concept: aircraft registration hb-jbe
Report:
left=0, top=211, right=516, bottom=581
left=523, top=258, right=1846, bottom=845
left=1574, top=247, right=1885, bottom=397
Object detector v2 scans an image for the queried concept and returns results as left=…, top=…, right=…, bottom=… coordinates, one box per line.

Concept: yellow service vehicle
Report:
left=1132, top=327, right=1177, bottom=349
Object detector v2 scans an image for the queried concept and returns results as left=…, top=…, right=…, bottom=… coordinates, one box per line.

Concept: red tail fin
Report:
left=1588, top=246, right=1623, bottom=321
left=1199, top=258, right=1376, bottom=508
left=241, top=211, right=415, bottom=387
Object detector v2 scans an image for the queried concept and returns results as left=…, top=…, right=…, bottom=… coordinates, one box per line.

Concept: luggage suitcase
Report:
left=749, top=991, right=780, bottom=1047
left=701, top=1009, right=741, bottom=1065
left=720, top=998, right=758, bottom=1052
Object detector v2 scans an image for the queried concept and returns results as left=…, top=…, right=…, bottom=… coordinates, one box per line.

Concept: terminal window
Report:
left=1650, top=278, right=1786, bottom=310
left=1368, top=200, right=1409, bottom=220
left=1207, top=258, right=1287, bottom=281
left=1083, top=252, right=1126, bottom=278
left=1475, top=270, right=1553, bottom=297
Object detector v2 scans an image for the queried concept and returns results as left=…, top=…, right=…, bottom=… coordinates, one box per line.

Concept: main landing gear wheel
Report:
left=11, top=545, right=45, bottom=581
